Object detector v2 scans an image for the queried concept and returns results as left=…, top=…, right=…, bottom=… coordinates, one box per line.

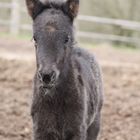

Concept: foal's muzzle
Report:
left=38, top=70, right=57, bottom=88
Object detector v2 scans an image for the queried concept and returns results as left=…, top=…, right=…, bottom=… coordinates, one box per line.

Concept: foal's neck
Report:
left=59, top=46, right=74, bottom=82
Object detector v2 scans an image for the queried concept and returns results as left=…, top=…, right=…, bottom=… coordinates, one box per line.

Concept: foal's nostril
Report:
left=42, top=73, right=52, bottom=84
left=38, top=71, right=56, bottom=84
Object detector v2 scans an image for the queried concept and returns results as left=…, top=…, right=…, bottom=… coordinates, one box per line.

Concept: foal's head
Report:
left=26, top=0, right=79, bottom=87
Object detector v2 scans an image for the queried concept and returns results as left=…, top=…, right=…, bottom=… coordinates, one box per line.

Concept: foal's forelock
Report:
left=32, top=1, right=66, bottom=20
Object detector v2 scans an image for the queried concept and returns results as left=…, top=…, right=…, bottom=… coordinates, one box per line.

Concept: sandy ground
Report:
left=0, top=37, right=140, bottom=140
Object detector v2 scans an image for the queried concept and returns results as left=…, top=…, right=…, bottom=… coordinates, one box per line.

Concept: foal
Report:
left=26, top=0, right=103, bottom=140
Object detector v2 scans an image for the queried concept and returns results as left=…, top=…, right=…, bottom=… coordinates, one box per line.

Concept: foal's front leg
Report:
left=33, top=131, right=59, bottom=140
left=34, top=130, right=87, bottom=140
left=86, top=113, right=101, bottom=140
left=64, top=127, right=87, bottom=140
left=69, top=132, right=87, bottom=140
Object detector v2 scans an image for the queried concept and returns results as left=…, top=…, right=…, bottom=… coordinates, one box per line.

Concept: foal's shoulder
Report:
left=72, top=46, right=103, bottom=87
left=72, top=46, right=102, bottom=77
left=72, top=46, right=96, bottom=63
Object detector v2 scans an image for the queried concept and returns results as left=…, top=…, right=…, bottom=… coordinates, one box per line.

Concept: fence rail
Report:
left=78, top=15, right=140, bottom=31
left=0, top=2, right=12, bottom=8
left=0, top=0, right=140, bottom=45
left=78, top=32, right=140, bottom=44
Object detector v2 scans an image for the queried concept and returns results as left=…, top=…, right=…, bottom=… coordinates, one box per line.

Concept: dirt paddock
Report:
left=0, top=38, right=140, bottom=140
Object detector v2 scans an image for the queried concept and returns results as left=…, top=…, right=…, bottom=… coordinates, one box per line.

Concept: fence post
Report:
left=10, top=0, right=20, bottom=35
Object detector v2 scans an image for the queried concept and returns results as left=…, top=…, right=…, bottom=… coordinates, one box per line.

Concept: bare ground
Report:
left=0, top=37, right=140, bottom=140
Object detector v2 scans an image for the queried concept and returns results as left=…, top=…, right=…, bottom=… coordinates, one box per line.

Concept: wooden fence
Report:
left=0, top=0, right=140, bottom=45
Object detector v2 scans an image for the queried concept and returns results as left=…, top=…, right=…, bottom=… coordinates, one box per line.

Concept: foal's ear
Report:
left=25, top=0, right=36, bottom=17
left=25, top=0, right=46, bottom=19
left=65, top=0, right=79, bottom=21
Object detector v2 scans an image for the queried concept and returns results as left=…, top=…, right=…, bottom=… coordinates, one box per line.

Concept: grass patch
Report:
left=80, top=43, right=97, bottom=49
left=0, top=32, right=32, bottom=41
left=113, top=44, right=140, bottom=52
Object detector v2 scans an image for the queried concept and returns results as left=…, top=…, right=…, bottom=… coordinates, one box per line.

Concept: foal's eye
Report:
left=64, top=35, right=70, bottom=44
left=33, top=36, right=38, bottom=48
left=33, top=36, right=37, bottom=42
